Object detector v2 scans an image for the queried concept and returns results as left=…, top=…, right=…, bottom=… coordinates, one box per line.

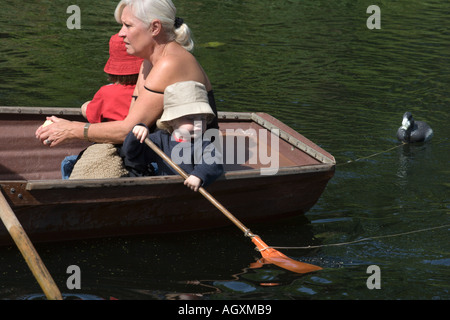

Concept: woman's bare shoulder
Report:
left=146, top=51, right=205, bottom=91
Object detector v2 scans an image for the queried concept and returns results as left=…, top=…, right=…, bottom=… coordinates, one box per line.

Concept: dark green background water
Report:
left=0, top=0, right=448, bottom=300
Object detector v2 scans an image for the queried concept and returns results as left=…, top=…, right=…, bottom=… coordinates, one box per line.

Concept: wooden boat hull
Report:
left=0, top=107, right=335, bottom=245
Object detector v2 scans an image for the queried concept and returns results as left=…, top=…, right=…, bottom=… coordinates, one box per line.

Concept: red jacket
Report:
left=86, top=83, right=135, bottom=123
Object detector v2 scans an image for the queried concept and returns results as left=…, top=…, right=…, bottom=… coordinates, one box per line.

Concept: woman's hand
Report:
left=35, top=116, right=81, bottom=147
left=132, top=125, right=149, bottom=143
left=184, top=175, right=203, bottom=192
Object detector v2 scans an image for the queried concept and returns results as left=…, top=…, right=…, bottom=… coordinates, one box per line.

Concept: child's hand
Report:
left=184, top=175, right=203, bottom=192
left=81, top=101, right=90, bottom=119
left=132, top=125, right=149, bottom=143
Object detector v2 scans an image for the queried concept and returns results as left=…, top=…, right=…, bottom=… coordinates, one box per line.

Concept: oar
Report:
left=0, top=190, right=63, bottom=300
left=144, top=138, right=322, bottom=274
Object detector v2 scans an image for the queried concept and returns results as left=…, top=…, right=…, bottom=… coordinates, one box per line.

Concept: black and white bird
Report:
left=397, top=112, right=433, bottom=143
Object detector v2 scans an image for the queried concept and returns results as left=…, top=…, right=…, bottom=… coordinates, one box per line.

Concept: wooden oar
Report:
left=0, top=190, right=63, bottom=300
left=144, top=138, right=322, bottom=274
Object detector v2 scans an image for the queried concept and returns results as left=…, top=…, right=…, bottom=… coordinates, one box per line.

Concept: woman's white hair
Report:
left=115, top=0, right=194, bottom=52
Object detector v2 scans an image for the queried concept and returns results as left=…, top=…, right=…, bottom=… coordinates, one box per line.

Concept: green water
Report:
left=0, top=0, right=449, bottom=300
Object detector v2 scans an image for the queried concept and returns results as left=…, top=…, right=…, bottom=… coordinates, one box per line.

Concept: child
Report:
left=81, top=33, right=143, bottom=123
left=120, top=81, right=223, bottom=191
left=61, top=33, right=143, bottom=179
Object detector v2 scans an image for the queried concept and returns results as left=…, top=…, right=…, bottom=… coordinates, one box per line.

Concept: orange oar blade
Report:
left=251, top=236, right=322, bottom=274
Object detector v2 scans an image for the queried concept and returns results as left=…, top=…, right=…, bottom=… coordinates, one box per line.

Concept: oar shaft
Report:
left=197, top=188, right=252, bottom=235
left=0, top=191, right=62, bottom=300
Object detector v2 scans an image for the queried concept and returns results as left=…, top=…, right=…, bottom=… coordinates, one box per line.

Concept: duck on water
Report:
left=397, top=112, right=433, bottom=143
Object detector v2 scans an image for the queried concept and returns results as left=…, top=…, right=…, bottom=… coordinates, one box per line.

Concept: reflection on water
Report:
left=396, top=143, right=431, bottom=183
left=1, top=0, right=449, bottom=300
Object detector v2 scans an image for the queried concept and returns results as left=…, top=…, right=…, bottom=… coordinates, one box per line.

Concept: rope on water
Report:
left=337, top=137, right=449, bottom=167
left=269, top=224, right=450, bottom=250
left=337, top=144, right=404, bottom=167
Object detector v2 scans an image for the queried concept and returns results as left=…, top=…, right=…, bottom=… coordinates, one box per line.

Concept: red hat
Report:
left=104, top=33, right=143, bottom=75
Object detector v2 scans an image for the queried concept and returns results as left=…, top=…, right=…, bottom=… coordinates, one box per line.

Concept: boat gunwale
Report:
left=18, top=163, right=335, bottom=191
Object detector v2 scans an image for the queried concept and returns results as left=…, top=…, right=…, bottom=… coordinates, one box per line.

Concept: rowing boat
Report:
left=0, top=106, right=335, bottom=245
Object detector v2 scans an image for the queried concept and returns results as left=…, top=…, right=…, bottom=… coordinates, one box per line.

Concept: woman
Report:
left=36, top=0, right=217, bottom=147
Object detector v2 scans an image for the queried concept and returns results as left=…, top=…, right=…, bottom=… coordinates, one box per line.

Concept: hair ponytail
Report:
left=174, top=22, right=194, bottom=52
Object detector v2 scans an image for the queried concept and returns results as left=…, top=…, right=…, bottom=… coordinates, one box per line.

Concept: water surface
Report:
left=0, top=0, right=449, bottom=300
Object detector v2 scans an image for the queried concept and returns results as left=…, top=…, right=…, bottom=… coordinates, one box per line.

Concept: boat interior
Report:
left=0, top=107, right=334, bottom=182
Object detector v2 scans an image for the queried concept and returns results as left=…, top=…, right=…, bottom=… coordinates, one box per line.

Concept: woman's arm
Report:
left=36, top=88, right=164, bottom=146
left=88, top=78, right=165, bottom=143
